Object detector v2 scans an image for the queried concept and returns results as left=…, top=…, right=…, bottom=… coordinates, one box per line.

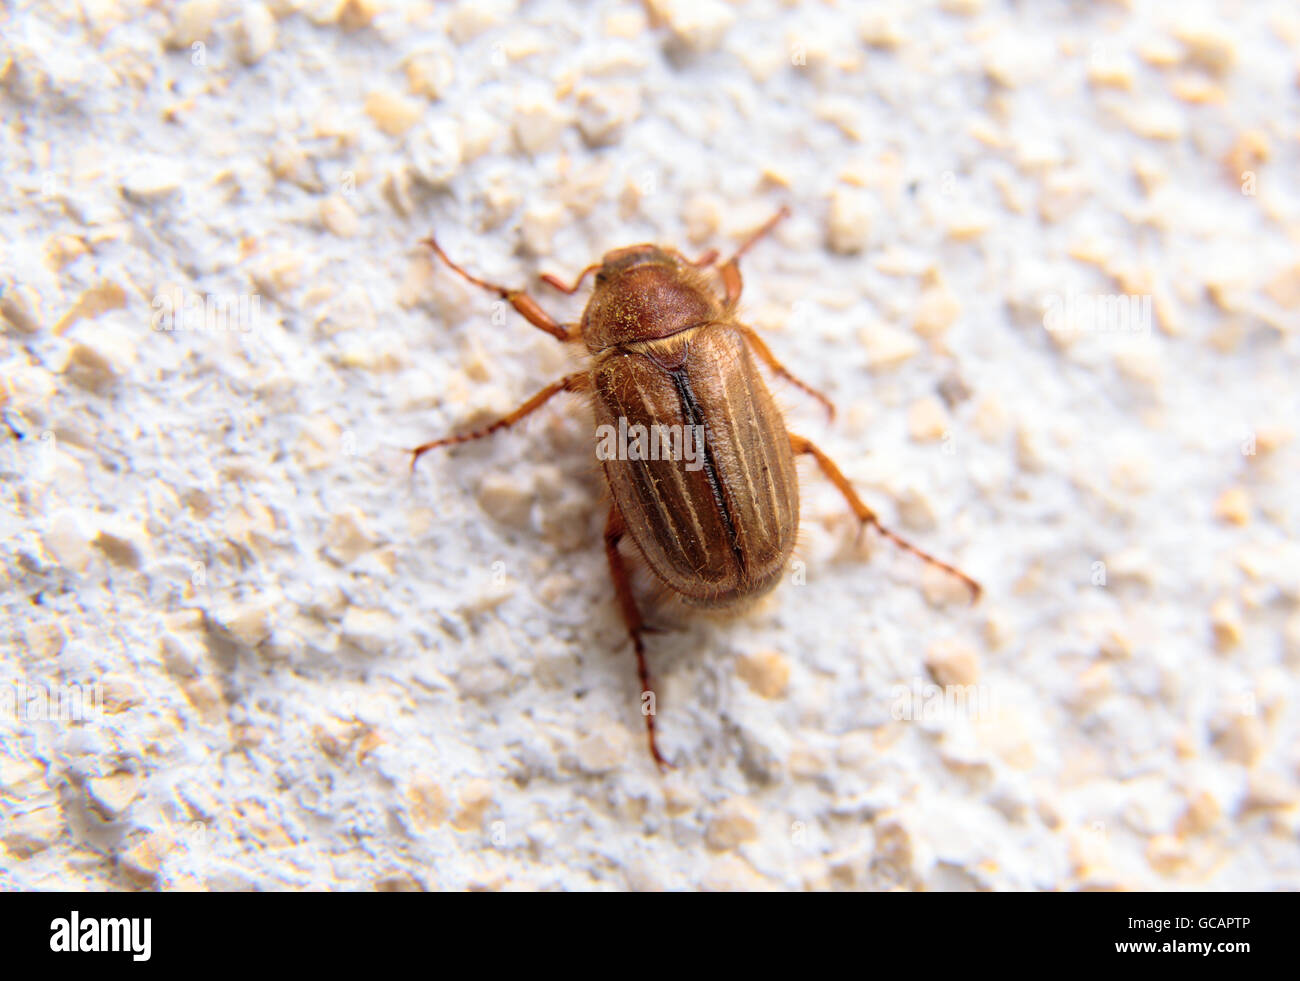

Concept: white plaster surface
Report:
left=1, top=0, right=1298, bottom=890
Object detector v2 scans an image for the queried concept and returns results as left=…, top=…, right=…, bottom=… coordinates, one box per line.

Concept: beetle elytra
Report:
left=412, top=208, right=979, bottom=769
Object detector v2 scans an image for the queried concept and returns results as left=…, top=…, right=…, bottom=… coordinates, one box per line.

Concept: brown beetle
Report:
left=412, top=208, right=979, bottom=768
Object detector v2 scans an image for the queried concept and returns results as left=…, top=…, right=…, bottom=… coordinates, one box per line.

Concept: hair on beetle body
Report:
left=410, top=206, right=980, bottom=770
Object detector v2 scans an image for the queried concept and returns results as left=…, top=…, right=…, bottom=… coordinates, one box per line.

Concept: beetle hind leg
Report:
left=789, top=433, right=982, bottom=602
left=603, top=506, right=672, bottom=771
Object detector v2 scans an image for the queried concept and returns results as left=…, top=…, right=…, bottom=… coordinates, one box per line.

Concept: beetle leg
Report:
left=603, top=506, right=672, bottom=771
left=789, top=433, right=982, bottom=602
left=738, top=326, right=836, bottom=420
left=539, top=263, right=600, bottom=295
left=718, top=205, right=791, bottom=306
left=422, top=236, right=575, bottom=342
left=409, top=373, right=587, bottom=470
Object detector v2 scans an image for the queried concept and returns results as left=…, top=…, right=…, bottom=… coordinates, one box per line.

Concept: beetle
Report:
left=411, top=208, right=979, bottom=768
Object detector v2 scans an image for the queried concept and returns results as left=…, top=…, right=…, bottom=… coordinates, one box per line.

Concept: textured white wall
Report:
left=1, top=0, right=1298, bottom=890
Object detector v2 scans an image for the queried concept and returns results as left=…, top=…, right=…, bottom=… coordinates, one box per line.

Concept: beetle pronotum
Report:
left=412, top=208, right=979, bottom=769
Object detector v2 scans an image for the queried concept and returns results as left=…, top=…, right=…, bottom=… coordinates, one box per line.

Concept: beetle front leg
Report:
left=717, top=205, right=791, bottom=306
left=603, top=506, right=671, bottom=771
left=422, top=235, right=576, bottom=342
left=409, top=373, right=586, bottom=470
left=789, top=433, right=982, bottom=602
left=539, top=263, right=600, bottom=295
